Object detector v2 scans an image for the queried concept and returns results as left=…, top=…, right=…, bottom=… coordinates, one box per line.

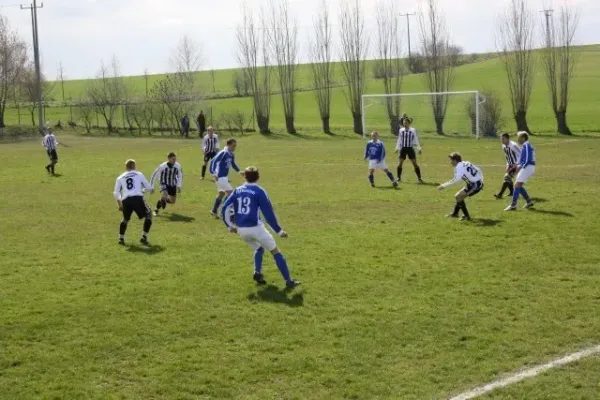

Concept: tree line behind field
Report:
left=0, top=0, right=585, bottom=137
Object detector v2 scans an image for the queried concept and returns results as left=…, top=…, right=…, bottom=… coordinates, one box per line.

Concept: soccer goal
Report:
left=361, top=91, right=486, bottom=139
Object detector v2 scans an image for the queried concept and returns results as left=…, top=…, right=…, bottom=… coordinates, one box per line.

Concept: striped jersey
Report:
left=150, top=162, right=183, bottom=188
left=396, top=128, right=421, bottom=150
left=519, top=142, right=535, bottom=167
left=202, top=134, right=220, bottom=153
left=42, top=134, right=58, bottom=150
left=503, top=140, right=521, bottom=166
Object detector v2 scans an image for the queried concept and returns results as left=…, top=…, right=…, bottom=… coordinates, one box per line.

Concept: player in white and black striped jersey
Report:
left=395, top=118, right=424, bottom=183
left=150, top=152, right=184, bottom=216
left=201, top=126, right=220, bottom=180
left=495, top=133, right=521, bottom=199
left=42, top=130, right=59, bottom=175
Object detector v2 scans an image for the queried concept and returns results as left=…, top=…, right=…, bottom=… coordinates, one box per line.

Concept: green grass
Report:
left=4, top=45, right=600, bottom=134
left=1, top=132, right=600, bottom=399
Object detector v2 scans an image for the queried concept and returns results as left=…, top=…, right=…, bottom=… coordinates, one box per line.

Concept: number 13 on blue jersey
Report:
left=237, top=197, right=251, bottom=215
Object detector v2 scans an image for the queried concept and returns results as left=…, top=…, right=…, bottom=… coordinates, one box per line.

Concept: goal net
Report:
left=361, top=91, right=486, bottom=139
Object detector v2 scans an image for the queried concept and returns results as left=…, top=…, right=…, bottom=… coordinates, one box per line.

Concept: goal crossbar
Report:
left=361, top=91, right=485, bottom=138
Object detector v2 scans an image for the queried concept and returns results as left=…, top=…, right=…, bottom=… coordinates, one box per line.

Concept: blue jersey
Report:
left=364, top=140, right=386, bottom=162
left=519, top=142, right=535, bottom=167
left=221, top=183, right=282, bottom=233
left=210, top=149, right=240, bottom=178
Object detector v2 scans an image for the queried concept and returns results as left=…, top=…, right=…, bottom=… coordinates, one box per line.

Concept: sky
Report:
left=2, top=0, right=599, bottom=80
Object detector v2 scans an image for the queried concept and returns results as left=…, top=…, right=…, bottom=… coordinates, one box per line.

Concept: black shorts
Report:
left=399, top=147, right=416, bottom=160
left=161, top=185, right=177, bottom=197
left=204, top=151, right=217, bottom=162
left=122, top=196, right=151, bottom=221
left=464, top=181, right=484, bottom=197
left=47, top=149, right=58, bottom=162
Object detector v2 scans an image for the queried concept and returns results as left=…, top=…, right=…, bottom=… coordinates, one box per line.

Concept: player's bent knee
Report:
left=270, top=247, right=280, bottom=255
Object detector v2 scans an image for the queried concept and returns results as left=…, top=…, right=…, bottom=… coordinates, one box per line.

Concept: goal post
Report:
left=361, top=91, right=486, bottom=139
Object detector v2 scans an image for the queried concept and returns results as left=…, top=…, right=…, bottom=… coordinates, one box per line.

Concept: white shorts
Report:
left=216, top=177, right=233, bottom=192
left=238, top=225, right=277, bottom=252
left=516, top=165, right=535, bottom=184
left=368, top=160, right=388, bottom=170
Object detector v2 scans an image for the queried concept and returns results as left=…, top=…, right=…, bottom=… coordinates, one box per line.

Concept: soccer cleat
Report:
left=370, top=183, right=375, bottom=188
left=392, top=180, right=399, bottom=188
left=210, top=211, right=220, bottom=219
left=118, top=238, right=125, bottom=246
left=253, top=273, right=267, bottom=285
left=153, top=210, right=159, bottom=217
left=140, top=237, right=150, bottom=246
left=460, top=216, right=471, bottom=221
left=200, top=176, right=204, bottom=180
left=446, top=213, right=459, bottom=218
left=418, top=179, right=424, bottom=184
left=45, top=165, right=51, bottom=174
left=504, top=205, right=517, bottom=211
left=286, top=280, right=301, bottom=289
left=494, top=193, right=503, bottom=200
left=524, top=201, right=535, bottom=209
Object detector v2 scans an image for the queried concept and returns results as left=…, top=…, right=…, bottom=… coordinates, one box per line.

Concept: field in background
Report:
left=1, top=133, right=599, bottom=399
left=3, top=45, right=600, bottom=134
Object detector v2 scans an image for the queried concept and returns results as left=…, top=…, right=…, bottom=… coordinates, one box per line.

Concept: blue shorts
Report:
left=464, top=181, right=483, bottom=197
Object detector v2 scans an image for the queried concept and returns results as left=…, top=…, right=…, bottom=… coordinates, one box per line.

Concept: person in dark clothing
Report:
left=181, top=115, right=190, bottom=138
left=197, top=110, right=207, bottom=136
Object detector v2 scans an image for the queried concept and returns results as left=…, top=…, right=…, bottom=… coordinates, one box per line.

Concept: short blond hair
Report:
left=125, top=159, right=136, bottom=170
left=517, top=131, right=529, bottom=141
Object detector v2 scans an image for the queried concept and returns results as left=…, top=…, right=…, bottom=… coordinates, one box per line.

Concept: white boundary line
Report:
left=448, top=344, right=600, bottom=400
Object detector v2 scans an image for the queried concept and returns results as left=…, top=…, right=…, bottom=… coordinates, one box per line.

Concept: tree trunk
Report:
left=352, top=112, right=363, bottom=134
left=31, top=109, right=36, bottom=127
left=0, top=114, right=4, bottom=129
left=257, top=115, right=270, bottom=134
left=389, top=117, right=400, bottom=136
left=285, top=116, right=296, bottom=134
left=107, top=120, right=113, bottom=134
left=514, top=110, right=531, bottom=134
left=321, top=116, right=331, bottom=134
left=434, top=116, right=445, bottom=135
left=555, top=110, right=572, bottom=135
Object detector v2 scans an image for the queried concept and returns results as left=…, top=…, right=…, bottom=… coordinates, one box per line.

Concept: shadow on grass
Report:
left=528, top=208, right=574, bottom=217
left=375, top=186, right=400, bottom=190
left=415, top=181, right=439, bottom=187
left=531, top=198, right=548, bottom=203
left=168, top=213, right=196, bottom=223
left=126, top=244, right=166, bottom=254
left=471, top=218, right=503, bottom=227
left=248, top=284, right=304, bottom=307
left=51, top=173, right=63, bottom=178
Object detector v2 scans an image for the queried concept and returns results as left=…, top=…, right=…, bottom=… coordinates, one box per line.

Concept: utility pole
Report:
left=541, top=9, right=554, bottom=48
left=399, top=13, right=416, bottom=59
left=20, top=0, right=44, bottom=135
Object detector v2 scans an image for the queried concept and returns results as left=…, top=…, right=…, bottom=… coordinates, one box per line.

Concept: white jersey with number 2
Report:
left=114, top=171, right=153, bottom=201
left=442, top=161, right=483, bottom=188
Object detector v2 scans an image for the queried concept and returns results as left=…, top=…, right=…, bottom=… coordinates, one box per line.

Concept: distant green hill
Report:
left=6, top=45, right=600, bottom=134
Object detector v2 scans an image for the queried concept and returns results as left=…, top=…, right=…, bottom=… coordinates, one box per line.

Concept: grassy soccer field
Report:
left=1, top=133, right=599, bottom=399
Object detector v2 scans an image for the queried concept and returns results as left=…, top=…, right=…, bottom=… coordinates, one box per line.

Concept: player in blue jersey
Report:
left=364, top=131, right=399, bottom=188
left=222, top=166, right=301, bottom=289
left=505, top=131, right=535, bottom=211
left=209, top=139, right=244, bottom=218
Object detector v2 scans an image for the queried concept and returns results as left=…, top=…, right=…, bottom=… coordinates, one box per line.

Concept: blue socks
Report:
left=254, top=248, right=264, bottom=274
left=386, top=171, right=395, bottom=182
left=368, top=175, right=374, bottom=185
left=521, top=188, right=531, bottom=202
left=212, top=197, right=222, bottom=214
left=274, top=253, right=291, bottom=282
left=511, top=187, right=521, bottom=206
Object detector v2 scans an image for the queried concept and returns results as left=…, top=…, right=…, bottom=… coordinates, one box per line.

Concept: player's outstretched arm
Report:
left=113, top=179, right=123, bottom=208
left=413, top=129, right=422, bottom=152
left=259, top=190, right=285, bottom=236
left=149, top=165, right=161, bottom=189
left=438, top=166, right=463, bottom=190
left=221, top=193, right=238, bottom=231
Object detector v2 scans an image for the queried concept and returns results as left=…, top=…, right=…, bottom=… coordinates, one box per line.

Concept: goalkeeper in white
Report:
left=438, top=152, right=484, bottom=221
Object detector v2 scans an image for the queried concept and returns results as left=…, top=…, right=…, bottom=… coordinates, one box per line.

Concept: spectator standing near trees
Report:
left=181, top=115, right=190, bottom=137
left=197, top=110, right=206, bottom=136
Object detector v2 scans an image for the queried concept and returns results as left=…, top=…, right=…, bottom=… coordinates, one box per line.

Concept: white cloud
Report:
left=1, top=0, right=598, bottom=79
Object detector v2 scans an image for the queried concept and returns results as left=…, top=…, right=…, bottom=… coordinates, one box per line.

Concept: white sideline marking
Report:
left=448, top=344, right=600, bottom=400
